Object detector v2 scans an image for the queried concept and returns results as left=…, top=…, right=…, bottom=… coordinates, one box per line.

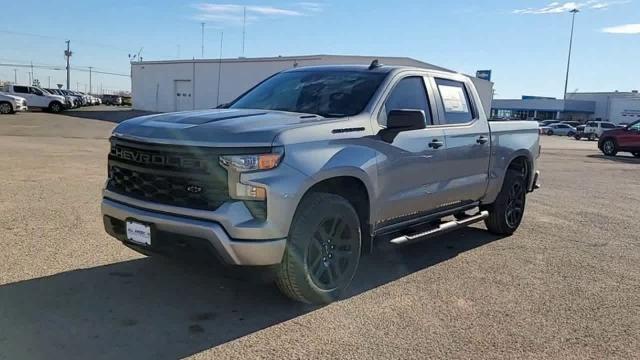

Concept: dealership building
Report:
left=130, top=54, right=494, bottom=116
left=491, top=91, right=640, bottom=124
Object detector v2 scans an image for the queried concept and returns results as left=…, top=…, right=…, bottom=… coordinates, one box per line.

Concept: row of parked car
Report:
left=0, top=84, right=125, bottom=114
left=538, top=119, right=627, bottom=140
left=537, top=119, right=640, bottom=157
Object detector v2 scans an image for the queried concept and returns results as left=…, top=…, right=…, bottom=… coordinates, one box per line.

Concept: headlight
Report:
left=219, top=149, right=283, bottom=173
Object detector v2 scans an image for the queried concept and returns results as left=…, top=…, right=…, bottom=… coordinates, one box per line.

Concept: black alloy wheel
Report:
left=504, top=181, right=525, bottom=229
left=306, top=216, right=358, bottom=291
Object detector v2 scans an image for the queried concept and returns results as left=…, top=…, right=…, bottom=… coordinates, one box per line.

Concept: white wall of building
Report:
left=567, top=91, right=640, bottom=123
left=131, top=55, right=493, bottom=116
left=609, top=97, right=640, bottom=124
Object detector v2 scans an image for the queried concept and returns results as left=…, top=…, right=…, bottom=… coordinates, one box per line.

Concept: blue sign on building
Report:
left=476, top=70, right=492, bottom=81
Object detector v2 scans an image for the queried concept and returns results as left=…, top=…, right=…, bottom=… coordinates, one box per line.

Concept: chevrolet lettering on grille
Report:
left=111, top=145, right=205, bottom=170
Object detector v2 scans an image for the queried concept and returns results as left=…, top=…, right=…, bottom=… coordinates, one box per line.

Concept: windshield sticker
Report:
left=439, top=85, right=469, bottom=113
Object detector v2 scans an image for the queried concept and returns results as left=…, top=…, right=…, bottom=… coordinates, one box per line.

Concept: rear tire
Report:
left=483, top=170, right=527, bottom=235
left=633, top=152, right=640, bottom=158
left=601, top=139, right=617, bottom=156
left=546, top=130, right=554, bottom=136
left=276, top=192, right=362, bottom=304
left=588, top=133, right=596, bottom=141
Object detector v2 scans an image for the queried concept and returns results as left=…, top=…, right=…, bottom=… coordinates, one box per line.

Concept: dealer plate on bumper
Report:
left=126, top=220, right=151, bottom=246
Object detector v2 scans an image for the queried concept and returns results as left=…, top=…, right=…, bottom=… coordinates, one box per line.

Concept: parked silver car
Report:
left=540, top=123, right=576, bottom=136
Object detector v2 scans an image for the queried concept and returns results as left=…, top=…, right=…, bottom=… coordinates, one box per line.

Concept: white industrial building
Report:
left=492, top=91, right=640, bottom=124
left=566, top=91, right=640, bottom=124
left=131, top=54, right=494, bottom=116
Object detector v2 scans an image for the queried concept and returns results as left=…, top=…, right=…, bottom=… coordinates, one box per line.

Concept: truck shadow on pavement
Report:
left=0, top=227, right=502, bottom=360
left=586, top=154, right=640, bottom=164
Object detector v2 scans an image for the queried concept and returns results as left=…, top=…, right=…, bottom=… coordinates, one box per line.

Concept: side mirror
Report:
left=216, top=102, right=230, bottom=109
left=380, top=109, right=426, bottom=143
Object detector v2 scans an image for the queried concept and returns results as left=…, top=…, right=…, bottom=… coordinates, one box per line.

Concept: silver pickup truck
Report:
left=102, top=64, right=540, bottom=304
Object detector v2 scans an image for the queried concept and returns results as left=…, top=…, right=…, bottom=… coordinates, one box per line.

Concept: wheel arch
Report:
left=483, top=150, right=534, bottom=205
left=296, top=173, right=373, bottom=253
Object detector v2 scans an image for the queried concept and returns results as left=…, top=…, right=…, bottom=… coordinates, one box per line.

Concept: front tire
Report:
left=49, top=101, right=63, bottom=113
left=483, top=170, right=527, bottom=235
left=546, top=130, right=554, bottom=136
left=633, top=152, right=640, bottom=158
left=0, top=102, right=13, bottom=114
left=276, top=193, right=362, bottom=304
left=601, top=139, right=617, bottom=156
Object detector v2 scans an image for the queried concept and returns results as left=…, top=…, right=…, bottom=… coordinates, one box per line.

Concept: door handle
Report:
left=428, top=139, right=444, bottom=149
left=476, top=136, right=489, bottom=144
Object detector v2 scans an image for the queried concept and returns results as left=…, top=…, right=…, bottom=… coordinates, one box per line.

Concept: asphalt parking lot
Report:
left=1, top=110, right=639, bottom=360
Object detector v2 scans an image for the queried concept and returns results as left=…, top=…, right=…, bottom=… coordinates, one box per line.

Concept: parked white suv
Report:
left=2, top=84, right=66, bottom=113
left=0, top=91, right=28, bottom=114
left=583, top=121, right=617, bottom=140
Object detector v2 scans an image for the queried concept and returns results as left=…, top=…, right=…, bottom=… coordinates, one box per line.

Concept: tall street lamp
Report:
left=563, top=8, right=579, bottom=101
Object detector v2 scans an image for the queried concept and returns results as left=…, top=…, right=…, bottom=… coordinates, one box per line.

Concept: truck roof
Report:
left=284, top=64, right=406, bottom=74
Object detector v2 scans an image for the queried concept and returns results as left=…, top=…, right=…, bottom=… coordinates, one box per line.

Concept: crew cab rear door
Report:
left=430, top=76, right=491, bottom=203
left=373, top=74, right=450, bottom=226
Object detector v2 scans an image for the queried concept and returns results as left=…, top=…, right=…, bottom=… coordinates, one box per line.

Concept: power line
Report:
left=0, top=30, right=134, bottom=52
left=0, top=63, right=129, bottom=77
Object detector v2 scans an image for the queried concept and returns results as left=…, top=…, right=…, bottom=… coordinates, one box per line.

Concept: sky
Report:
left=1, top=0, right=638, bottom=98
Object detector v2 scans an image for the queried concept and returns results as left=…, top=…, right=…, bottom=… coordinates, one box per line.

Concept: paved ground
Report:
left=0, top=111, right=639, bottom=359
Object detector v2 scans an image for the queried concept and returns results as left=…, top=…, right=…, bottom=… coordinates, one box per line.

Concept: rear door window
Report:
left=435, top=78, right=474, bottom=124
left=601, top=123, right=615, bottom=129
left=13, top=86, right=29, bottom=94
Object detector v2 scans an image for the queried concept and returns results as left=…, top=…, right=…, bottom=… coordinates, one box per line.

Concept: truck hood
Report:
left=112, top=109, right=325, bottom=147
left=0, top=93, right=25, bottom=102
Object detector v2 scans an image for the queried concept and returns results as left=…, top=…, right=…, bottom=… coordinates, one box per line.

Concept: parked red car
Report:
left=598, top=120, right=640, bottom=157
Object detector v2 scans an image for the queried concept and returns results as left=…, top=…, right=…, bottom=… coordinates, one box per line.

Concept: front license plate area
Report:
left=126, top=220, right=151, bottom=246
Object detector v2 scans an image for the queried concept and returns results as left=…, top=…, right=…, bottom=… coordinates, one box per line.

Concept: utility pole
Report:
left=89, top=67, right=92, bottom=94
left=28, top=69, right=32, bottom=87
left=76, top=82, right=79, bottom=91
left=48, top=76, right=51, bottom=88
left=216, top=31, right=224, bottom=106
left=201, top=22, right=205, bottom=58
left=65, top=40, right=72, bottom=90
left=563, top=9, right=579, bottom=101
left=242, top=6, right=246, bottom=57
left=13, top=69, right=17, bottom=84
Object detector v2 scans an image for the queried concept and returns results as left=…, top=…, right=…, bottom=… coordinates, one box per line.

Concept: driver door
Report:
left=27, top=87, right=46, bottom=107
left=374, top=75, right=450, bottom=227
left=618, top=122, right=640, bottom=149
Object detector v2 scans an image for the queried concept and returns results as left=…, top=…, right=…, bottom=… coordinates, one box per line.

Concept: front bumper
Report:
left=102, top=198, right=286, bottom=265
left=14, top=102, right=27, bottom=112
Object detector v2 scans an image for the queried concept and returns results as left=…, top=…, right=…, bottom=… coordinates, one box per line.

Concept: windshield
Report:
left=229, top=70, right=386, bottom=117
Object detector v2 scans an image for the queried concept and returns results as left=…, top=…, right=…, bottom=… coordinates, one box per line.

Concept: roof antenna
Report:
left=368, top=59, right=381, bottom=70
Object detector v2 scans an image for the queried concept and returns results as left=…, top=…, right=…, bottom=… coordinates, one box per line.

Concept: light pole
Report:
left=563, top=8, right=579, bottom=101
left=65, top=40, right=72, bottom=90
left=201, top=22, right=205, bottom=58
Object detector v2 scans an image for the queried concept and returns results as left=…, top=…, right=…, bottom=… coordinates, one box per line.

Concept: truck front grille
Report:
left=106, top=138, right=269, bottom=211
left=108, top=165, right=227, bottom=210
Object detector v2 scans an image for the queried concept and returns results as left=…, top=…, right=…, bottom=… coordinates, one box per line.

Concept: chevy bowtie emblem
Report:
left=185, top=184, right=203, bottom=194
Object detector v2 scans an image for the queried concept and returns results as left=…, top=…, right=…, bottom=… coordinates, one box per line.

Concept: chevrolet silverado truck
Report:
left=102, top=64, right=540, bottom=304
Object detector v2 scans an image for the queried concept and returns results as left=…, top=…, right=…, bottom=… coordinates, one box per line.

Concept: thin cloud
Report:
left=602, top=23, right=640, bottom=33
left=513, top=0, right=630, bottom=14
left=193, top=3, right=306, bottom=24
left=296, top=2, right=324, bottom=12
